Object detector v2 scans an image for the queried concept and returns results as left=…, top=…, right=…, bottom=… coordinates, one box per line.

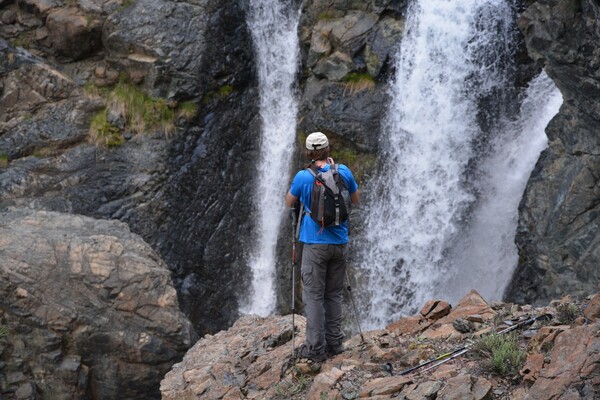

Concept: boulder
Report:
left=45, top=7, right=102, bottom=61
left=161, top=314, right=306, bottom=400
left=0, top=208, right=195, bottom=399
left=584, top=293, right=600, bottom=320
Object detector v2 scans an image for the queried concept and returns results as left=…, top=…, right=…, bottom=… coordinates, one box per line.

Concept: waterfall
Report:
left=242, top=0, right=300, bottom=316
left=442, top=72, right=562, bottom=303
left=357, top=0, right=561, bottom=329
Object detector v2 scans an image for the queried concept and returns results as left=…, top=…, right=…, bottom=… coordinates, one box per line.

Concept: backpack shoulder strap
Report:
left=306, top=167, right=317, bottom=178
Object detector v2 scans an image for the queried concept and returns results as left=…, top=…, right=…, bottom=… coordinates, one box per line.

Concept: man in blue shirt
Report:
left=285, top=132, right=359, bottom=362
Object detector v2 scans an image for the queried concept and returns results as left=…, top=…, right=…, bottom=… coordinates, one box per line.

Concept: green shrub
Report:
left=0, top=325, right=7, bottom=339
left=0, top=153, right=8, bottom=167
left=474, top=332, right=526, bottom=376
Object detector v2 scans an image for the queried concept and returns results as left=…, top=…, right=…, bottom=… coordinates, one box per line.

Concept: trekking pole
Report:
left=290, top=207, right=298, bottom=360
left=345, top=270, right=365, bottom=344
left=406, top=313, right=552, bottom=376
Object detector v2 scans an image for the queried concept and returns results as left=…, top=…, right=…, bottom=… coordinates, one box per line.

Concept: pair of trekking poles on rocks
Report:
left=289, top=207, right=365, bottom=361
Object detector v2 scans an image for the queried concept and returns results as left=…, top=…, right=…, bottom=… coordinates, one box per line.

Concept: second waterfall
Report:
left=243, top=0, right=301, bottom=316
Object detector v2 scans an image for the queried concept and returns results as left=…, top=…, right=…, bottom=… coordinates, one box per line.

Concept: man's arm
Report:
left=285, top=191, right=298, bottom=208
left=351, top=190, right=359, bottom=204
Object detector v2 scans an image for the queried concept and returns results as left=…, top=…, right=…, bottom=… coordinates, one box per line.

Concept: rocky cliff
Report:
left=506, top=0, right=600, bottom=305
left=160, top=290, right=600, bottom=399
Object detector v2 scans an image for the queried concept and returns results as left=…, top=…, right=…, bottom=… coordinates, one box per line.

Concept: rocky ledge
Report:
left=161, top=290, right=600, bottom=399
left=0, top=208, right=195, bottom=400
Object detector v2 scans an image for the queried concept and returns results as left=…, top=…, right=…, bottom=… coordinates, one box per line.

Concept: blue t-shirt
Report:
left=289, top=164, right=358, bottom=244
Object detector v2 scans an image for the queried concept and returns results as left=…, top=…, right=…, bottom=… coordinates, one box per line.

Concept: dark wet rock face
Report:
left=506, top=0, right=600, bottom=305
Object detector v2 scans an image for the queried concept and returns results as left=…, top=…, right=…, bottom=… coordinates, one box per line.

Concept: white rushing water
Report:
left=358, top=0, right=562, bottom=329
left=442, top=72, right=562, bottom=303
left=243, top=0, right=300, bottom=316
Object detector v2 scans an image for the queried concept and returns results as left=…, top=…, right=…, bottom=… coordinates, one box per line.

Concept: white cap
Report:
left=305, top=132, right=329, bottom=150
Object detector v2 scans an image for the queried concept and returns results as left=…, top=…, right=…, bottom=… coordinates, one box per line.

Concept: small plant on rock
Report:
left=86, top=78, right=197, bottom=146
left=0, top=325, right=7, bottom=339
left=343, top=72, right=376, bottom=95
left=473, top=331, right=526, bottom=377
left=0, top=153, right=8, bottom=167
left=177, top=101, right=198, bottom=120
left=274, top=373, right=309, bottom=397
left=89, top=109, right=125, bottom=148
left=556, top=302, right=579, bottom=325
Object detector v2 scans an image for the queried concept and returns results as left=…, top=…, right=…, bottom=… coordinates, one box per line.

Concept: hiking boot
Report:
left=326, top=342, right=344, bottom=356
left=297, top=343, right=327, bottom=363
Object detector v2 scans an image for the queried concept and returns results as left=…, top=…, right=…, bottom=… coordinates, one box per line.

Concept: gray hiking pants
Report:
left=301, top=243, right=348, bottom=355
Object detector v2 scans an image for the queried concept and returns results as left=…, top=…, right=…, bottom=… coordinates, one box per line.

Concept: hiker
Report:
left=285, top=131, right=360, bottom=362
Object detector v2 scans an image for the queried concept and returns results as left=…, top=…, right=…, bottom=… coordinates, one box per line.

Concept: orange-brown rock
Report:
left=359, top=375, right=412, bottom=397
left=436, top=374, right=492, bottom=400
left=520, top=353, right=544, bottom=383
left=386, top=315, right=431, bottom=335
left=584, top=293, right=600, bottom=321
left=525, top=323, right=600, bottom=400
left=420, top=299, right=452, bottom=320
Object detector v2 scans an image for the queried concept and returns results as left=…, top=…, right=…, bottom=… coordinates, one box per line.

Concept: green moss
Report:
left=0, top=153, right=8, bottom=168
left=89, top=109, right=124, bottom=147
left=317, top=10, right=339, bottom=20
left=203, top=84, right=235, bottom=104
left=10, top=30, right=36, bottom=49
left=86, top=78, right=197, bottom=145
left=329, top=141, right=375, bottom=186
left=0, top=325, right=6, bottom=339
left=218, top=84, right=233, bottom=97
left=117, top=0, right=135, bottom=12
left=32, top=144, right=61, bottom=158
left=343, top=72, right=376, bottom=94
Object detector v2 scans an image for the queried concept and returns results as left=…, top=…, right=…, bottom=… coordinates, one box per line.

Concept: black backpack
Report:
left=306, top=165, right=351, bottom=228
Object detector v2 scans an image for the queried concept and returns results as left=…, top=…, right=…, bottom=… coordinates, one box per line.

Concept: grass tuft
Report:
left=275, top=373, right=309, bottom=397
left=0, top=153, right=8, bottom=167
left=86, top=79, right=197, bottom=146
left=474, top=331, right=526, bottom=376
left=89, top=109, right=124, bottom=148
left=343, top=72, right=376, bottom=95
left=556, top=303, right=579, bottom=325
left=177, top=101, right=198, bottom=120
